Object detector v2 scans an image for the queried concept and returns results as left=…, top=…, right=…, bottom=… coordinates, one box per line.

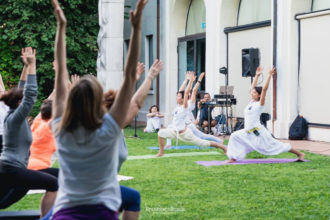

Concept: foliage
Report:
left=4, top=128, right=330, bottom=219
left=0, top=0, right=99, bottom=116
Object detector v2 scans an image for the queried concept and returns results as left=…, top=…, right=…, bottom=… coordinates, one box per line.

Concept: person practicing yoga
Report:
left=0, top=47, right=58, bottom=217
left=50, top=0, right=148, bottom=219
left=104, top=59, right=163, bottom=220
left=155, top=72, right=227, bottom=157
left=184, top=72, right=223, bottom=144
left=144, top=105, right=163, bottom=133
left=227, top=67, right=305, bottom=163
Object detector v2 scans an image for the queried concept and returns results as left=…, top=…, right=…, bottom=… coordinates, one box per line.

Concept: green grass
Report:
left=3, top=127, right=330, bottom=219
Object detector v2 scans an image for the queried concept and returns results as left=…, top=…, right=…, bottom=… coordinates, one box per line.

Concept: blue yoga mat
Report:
left=148, top=145, right=213, bottom=150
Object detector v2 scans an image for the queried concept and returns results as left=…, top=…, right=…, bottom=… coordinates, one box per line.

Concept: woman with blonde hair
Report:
left=50, top=0, right=148, bottom=219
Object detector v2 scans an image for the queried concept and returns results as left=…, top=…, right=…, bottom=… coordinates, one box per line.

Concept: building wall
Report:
left=227, top=27, right=272, bottom=118
left=123, top=0, right=330, bottom=141
left=123, top=0, right=166, bottom=125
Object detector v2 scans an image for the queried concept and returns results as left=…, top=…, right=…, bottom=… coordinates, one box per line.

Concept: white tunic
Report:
left=227, top=101, right=291, bottom=160
left=168, top=105, right=189, bottom=132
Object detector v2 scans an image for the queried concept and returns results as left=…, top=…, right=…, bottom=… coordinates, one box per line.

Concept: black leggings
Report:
left=0, top=164, right=58, bottom=209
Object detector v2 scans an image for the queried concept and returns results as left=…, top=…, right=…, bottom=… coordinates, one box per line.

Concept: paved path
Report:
left=280, top=139, right=330, bottom=156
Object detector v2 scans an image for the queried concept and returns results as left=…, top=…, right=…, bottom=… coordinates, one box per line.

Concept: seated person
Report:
left=144, top=105, right=163, bottom=133
left=197, top=93, right=217, bottom=133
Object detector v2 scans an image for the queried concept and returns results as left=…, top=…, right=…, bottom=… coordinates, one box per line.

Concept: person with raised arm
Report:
left=50, top=0, right=148, bottom=219
left=104, top=59, right=163, bottom=220
left=0, top=47, right=58, bottom=217
left=227, top=67, right=305, bottom=163
left=186, top=72, right=224, bottom=144
left=155, top=72, right=227, bottom=157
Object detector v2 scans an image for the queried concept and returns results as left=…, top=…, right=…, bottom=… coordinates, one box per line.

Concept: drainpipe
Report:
left=156, top=0, right=160, bottom=107
left=272, top=0, right=278, bottom=133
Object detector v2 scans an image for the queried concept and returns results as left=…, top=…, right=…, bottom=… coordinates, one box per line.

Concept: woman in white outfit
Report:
left=144, top=105, right=163, bottom=133
left=227, top=67, right=305, bottom=163
left=155, top=72, right=226, bottom=157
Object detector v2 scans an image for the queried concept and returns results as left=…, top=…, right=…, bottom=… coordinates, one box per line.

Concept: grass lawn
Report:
left=3, top=127, right=330, bottom=219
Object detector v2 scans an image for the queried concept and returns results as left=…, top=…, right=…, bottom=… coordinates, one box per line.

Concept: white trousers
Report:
left=158, top=128, right=211, bottom=147
left=227, top=127, right=291, bottom=161
left=145, top=117, right=161, bottom=133
left=188, top=124, right=223, bottom=144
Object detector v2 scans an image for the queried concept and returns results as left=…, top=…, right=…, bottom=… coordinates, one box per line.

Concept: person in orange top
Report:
left=27, top=99, right=57, bottom=176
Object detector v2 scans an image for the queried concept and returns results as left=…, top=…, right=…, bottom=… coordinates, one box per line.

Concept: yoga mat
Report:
left=128, top=151, right=220, bottom=160
left=196, top=158, right=310, bottom=166
left=148, top=145, right=213, bottom=150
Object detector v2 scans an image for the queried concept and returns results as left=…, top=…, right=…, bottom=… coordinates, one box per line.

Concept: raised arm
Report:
left=179, top=73, right=189, bottom=92
left=190, top=72, right=205, bottom=104
left=51, top=0, right=69, bottom=119
left=18, top=48, right=30, bottom=88
left=123, top=59, right=163, bottom=126
left=250, top=67, right=263, bottom=99
left=184, top=72, right=194, bottom=109
left=0, top=74, right=5, bottom=93
left=9, top=48, right=37, bottom=124
left=260, top=67, right=276, bottom=106
left=109, top=0, right=148, bottom=128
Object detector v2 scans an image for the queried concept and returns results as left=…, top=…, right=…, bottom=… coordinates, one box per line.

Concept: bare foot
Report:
left=297, top=152, right=305, bottom=161
left=226, top=159, right=236, bottom=163
left=154, top=153, right=164, bottom=158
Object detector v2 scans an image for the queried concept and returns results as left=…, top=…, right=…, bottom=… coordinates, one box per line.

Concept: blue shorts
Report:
left=120, top=185, right=141, bottom=212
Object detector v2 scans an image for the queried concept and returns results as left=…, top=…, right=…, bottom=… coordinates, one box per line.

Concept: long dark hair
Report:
left=59, top=75, right=105, bottom=132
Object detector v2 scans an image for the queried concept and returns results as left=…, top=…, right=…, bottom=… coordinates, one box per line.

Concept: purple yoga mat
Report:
left=196, top=158, right=310, bottom=166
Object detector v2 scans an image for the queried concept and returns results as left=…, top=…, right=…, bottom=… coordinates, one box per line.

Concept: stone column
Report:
left=97, top=0, right=124, bottom=91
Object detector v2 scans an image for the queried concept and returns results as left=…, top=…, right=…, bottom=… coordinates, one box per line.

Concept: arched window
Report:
left=312, top=0, right=330, bottom=11
left=185, top=0, right=206, bottom=35
left=237, top=0, right=271, bottom=26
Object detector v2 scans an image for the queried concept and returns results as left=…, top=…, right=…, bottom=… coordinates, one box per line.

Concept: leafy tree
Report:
left=0, top=0, right=99, bottom=116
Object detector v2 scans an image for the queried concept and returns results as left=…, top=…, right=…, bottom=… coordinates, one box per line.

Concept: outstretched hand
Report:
left=256, top=66, right=263, bottom=76
left=71, top=74, right=80, bottom=85
left=269, top=67, right=276, bottom=76
left=136, top=62, right=145, bottom=81
left=51, top=0, right=67, bottom=25
left=21, top=47, right=36, bottom=66
left=187, top=71, right=194, bottom=81
left=148, top=59, right=163, bottom=79
left=198, top=72, right=205, bottom=81
left=129, top=0, right=148, bottom=28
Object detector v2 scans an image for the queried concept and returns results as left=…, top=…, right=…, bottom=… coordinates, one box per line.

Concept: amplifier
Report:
left=214, top=94, right=234, bottom=99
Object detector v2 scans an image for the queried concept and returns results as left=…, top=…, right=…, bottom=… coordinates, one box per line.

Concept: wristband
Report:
left=197, top=80, right=202, bottom=83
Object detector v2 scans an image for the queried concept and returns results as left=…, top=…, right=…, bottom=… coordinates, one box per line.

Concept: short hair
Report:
left=254, top=86, right=263, bottom=95
left=0, top=88, right=23, bottom=109
left=40, top=99, right=53, bottom=120
left=176, top=91, right=184, bottom=99
left=149, top=105, right=159, bottom=113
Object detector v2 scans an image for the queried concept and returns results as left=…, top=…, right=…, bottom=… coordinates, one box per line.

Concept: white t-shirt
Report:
left=52, top=113, right=122, bottom=214
left=244, top=100, right=263, bottom=131
left=169, top=105, right=189, bottom=132
left=0, top=102, right=9, bottom=135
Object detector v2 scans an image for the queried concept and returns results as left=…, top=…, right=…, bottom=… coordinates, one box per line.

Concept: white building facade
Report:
left=117, top=0, right=330, bottom=141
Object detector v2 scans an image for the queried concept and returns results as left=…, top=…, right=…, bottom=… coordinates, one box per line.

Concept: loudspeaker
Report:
left=242, top=48, right=259, bottom=77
